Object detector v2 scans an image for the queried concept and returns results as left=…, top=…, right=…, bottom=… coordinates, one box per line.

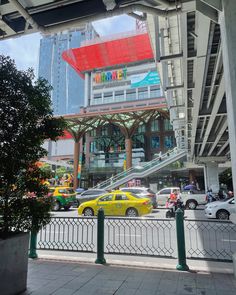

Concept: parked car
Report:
left=205, top=197, right=235, bottom=220
left=156, top=187, right=180, bottom=206
left=78, top=190, right=152, bottom=217
left=48, top=186, right=77, bottom=211
left=119, top=187, right=157, bottom=208
left=76, top=189, right=107, bottom=206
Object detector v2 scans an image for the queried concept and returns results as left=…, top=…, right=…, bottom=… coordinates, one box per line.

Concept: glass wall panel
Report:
left=138, top=87, right=148, bottom=100
left=126, top=89, right=136, bottom=101
left=114, top=90, right=124, bottom=102
left=151, top=119, right=159, bottom=131
left=103, top=92, right=113, bottom=104
left=164, top=119, right=173, bottom=131
left=150, top=85, right=161, bottom=98
left=151, top=136, right=160, bottom=149
left=164, top=136, right=174, bottom=148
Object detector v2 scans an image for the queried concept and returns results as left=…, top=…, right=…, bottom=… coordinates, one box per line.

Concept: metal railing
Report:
left=104, top=217, right=176, bottom=258
left=36, top=216, right=236, bottom=262
left=185, top=219, right=236, bottom=261
left=37, top=217, right=96, bottom=252
left=93, top=148, right=187, bottom=190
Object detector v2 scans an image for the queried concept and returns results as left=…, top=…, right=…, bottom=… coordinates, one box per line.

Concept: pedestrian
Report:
left=206, top=189, right=213, bottom=203
left=159, top=151, right=162, bottom=162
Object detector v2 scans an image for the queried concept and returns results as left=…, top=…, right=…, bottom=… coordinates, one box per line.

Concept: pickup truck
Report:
left=156, top=187, right=207, bottom=209
left=181, top=190, right=207, bottom=209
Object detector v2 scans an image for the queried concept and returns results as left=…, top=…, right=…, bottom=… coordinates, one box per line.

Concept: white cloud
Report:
left=0, top=33, right=41, bottom=74
left=0, top=15, right=135, bottom=74
left=93, top=15, right=136, bottom=36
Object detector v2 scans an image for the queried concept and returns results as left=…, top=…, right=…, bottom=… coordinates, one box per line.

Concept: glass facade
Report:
left=164, top=119, right=173, bottom=131
left=38, top=26, right=96, bottom=115
left=151, top=136, right=160, bottom=149
left=151, top=120, right=159, bottom=132
left=164, top=135, right=174, bottom=148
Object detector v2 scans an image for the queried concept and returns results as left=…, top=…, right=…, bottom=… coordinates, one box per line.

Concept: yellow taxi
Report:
left=77, top=190, right=153, bottom=217
left=48, top=186, right=77, bottom=211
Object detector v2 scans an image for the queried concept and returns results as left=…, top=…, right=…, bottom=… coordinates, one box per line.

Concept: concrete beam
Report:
left=195, top=156, right=228, bottom=163
left=196, top=0, right=218, bottom=23
left=199, top=77, right=225, bottom=156
left=190, top=14, right=211, bottom=157
left=201, top=0, right=222, bottom=11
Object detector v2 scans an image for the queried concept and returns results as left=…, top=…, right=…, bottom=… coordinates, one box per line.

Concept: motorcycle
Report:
left=165, top=198, right=185, bottom=218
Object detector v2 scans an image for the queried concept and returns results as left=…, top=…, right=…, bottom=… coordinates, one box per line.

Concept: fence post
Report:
left=95, top=208, right=106, bottom=264
left=28, top=230, right=38, bottom=259
left=176, top=208, right=189, bottom=271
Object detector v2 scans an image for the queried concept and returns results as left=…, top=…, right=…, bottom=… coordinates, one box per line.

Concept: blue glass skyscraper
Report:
left=38, top=25, right=97, bottom=115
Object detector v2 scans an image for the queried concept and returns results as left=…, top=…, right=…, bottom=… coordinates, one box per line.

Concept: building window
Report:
left=164, top=136, right=174, bottom=148
left=101, top=126, right=108, bottom=136
left=114, top=90, right=124, bottom=102
left=164, top=119, right=173, bottom=131
left=90, top=141, right=97, bottom=153
left=138, top=87, right=148, bottom=100
left=151, top=119, right=159, bottom=132
left=137, top=124, right=145, bottom=133
left=126, top=89, right=136, bottom=101
left=151, top=136, right=160, bottom=149
left=150, top=85, right=161, bottom=98
left=93, top=94, right=102, bottom=105
left=90, top=129, right=96, bottom=137
left=104, top=92, right=113, bottom=104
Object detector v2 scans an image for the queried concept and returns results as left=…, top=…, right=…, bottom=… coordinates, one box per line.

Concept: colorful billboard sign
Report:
left=130, top=71, right=160, bottom=88
left=94, top=68, right=127, bottom=83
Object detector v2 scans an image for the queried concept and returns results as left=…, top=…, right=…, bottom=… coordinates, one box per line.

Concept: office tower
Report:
left=38, top=24, right=97, bottom=115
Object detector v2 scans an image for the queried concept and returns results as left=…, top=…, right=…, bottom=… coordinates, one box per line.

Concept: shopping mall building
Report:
left=44, top=30, right=193, bottom=189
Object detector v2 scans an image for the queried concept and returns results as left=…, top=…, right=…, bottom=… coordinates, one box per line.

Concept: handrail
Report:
left=93, top=148, right=186, bottom=190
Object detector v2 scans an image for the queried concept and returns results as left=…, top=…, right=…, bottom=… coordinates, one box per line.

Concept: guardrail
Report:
left=35, top=215, right=236, bottom=263
left=37, top=217, right=96, bottom=252
left=185, top=219, right=236, bottom=261
left=104, top=217, right=176, bottom=258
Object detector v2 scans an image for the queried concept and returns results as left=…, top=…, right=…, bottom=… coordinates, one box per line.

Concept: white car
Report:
left=205, top=198, right=235, bottom=220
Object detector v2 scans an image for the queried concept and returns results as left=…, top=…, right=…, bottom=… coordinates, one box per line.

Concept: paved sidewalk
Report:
left=21, top=257, right=236, bottom=295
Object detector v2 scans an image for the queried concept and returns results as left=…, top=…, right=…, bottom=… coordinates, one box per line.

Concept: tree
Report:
left=0, top=55, right=66, bottom=236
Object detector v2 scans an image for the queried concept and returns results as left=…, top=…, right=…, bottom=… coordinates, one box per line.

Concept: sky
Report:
left=0, top=15, right=136, bottom=75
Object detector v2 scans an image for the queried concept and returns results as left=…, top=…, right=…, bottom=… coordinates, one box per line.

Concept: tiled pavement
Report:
left=20, top=259, right=236, bottom=295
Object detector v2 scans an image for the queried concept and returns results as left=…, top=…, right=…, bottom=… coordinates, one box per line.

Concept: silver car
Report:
left=76, top=189, right=107, bottom=206
left=120, top=187, right=157, bottom=208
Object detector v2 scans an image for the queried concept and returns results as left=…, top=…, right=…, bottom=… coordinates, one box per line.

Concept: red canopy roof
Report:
left=62, top=33, right=154, bottom=78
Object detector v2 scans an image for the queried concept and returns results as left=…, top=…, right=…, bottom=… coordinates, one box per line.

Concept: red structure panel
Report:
left=62, top=33, right=154, bottom=78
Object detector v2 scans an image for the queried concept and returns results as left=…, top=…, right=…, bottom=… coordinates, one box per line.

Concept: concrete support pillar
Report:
left=220, top=0, right=236, bottom=274
left=73, top=140, right=80, bottom=190
left=125, top=138, right=132, bottom=170
left=204, top=162, right=219, bottom=194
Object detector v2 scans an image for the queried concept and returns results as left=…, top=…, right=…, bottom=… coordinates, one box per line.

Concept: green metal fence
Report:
left=37, top=217, right=96, bottom=252
left=36, top=215, right=236, bottom=262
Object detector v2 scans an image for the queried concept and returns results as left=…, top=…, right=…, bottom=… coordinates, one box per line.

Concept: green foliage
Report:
left=55, top=166, right=67, bottom=178
left=40, top=163, right=53, bottom=178
left=0, top=55, right=66, bottom=235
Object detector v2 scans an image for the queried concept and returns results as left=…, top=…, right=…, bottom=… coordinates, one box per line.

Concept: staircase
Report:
left=93, top=148, right=187, bottom=190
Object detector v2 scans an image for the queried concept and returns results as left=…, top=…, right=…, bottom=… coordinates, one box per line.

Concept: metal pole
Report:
left=95, top=208, right=106, bottom=264
left=28, top=230, right=38, bottom=259
left=176, top=208, right=189, bottom=271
